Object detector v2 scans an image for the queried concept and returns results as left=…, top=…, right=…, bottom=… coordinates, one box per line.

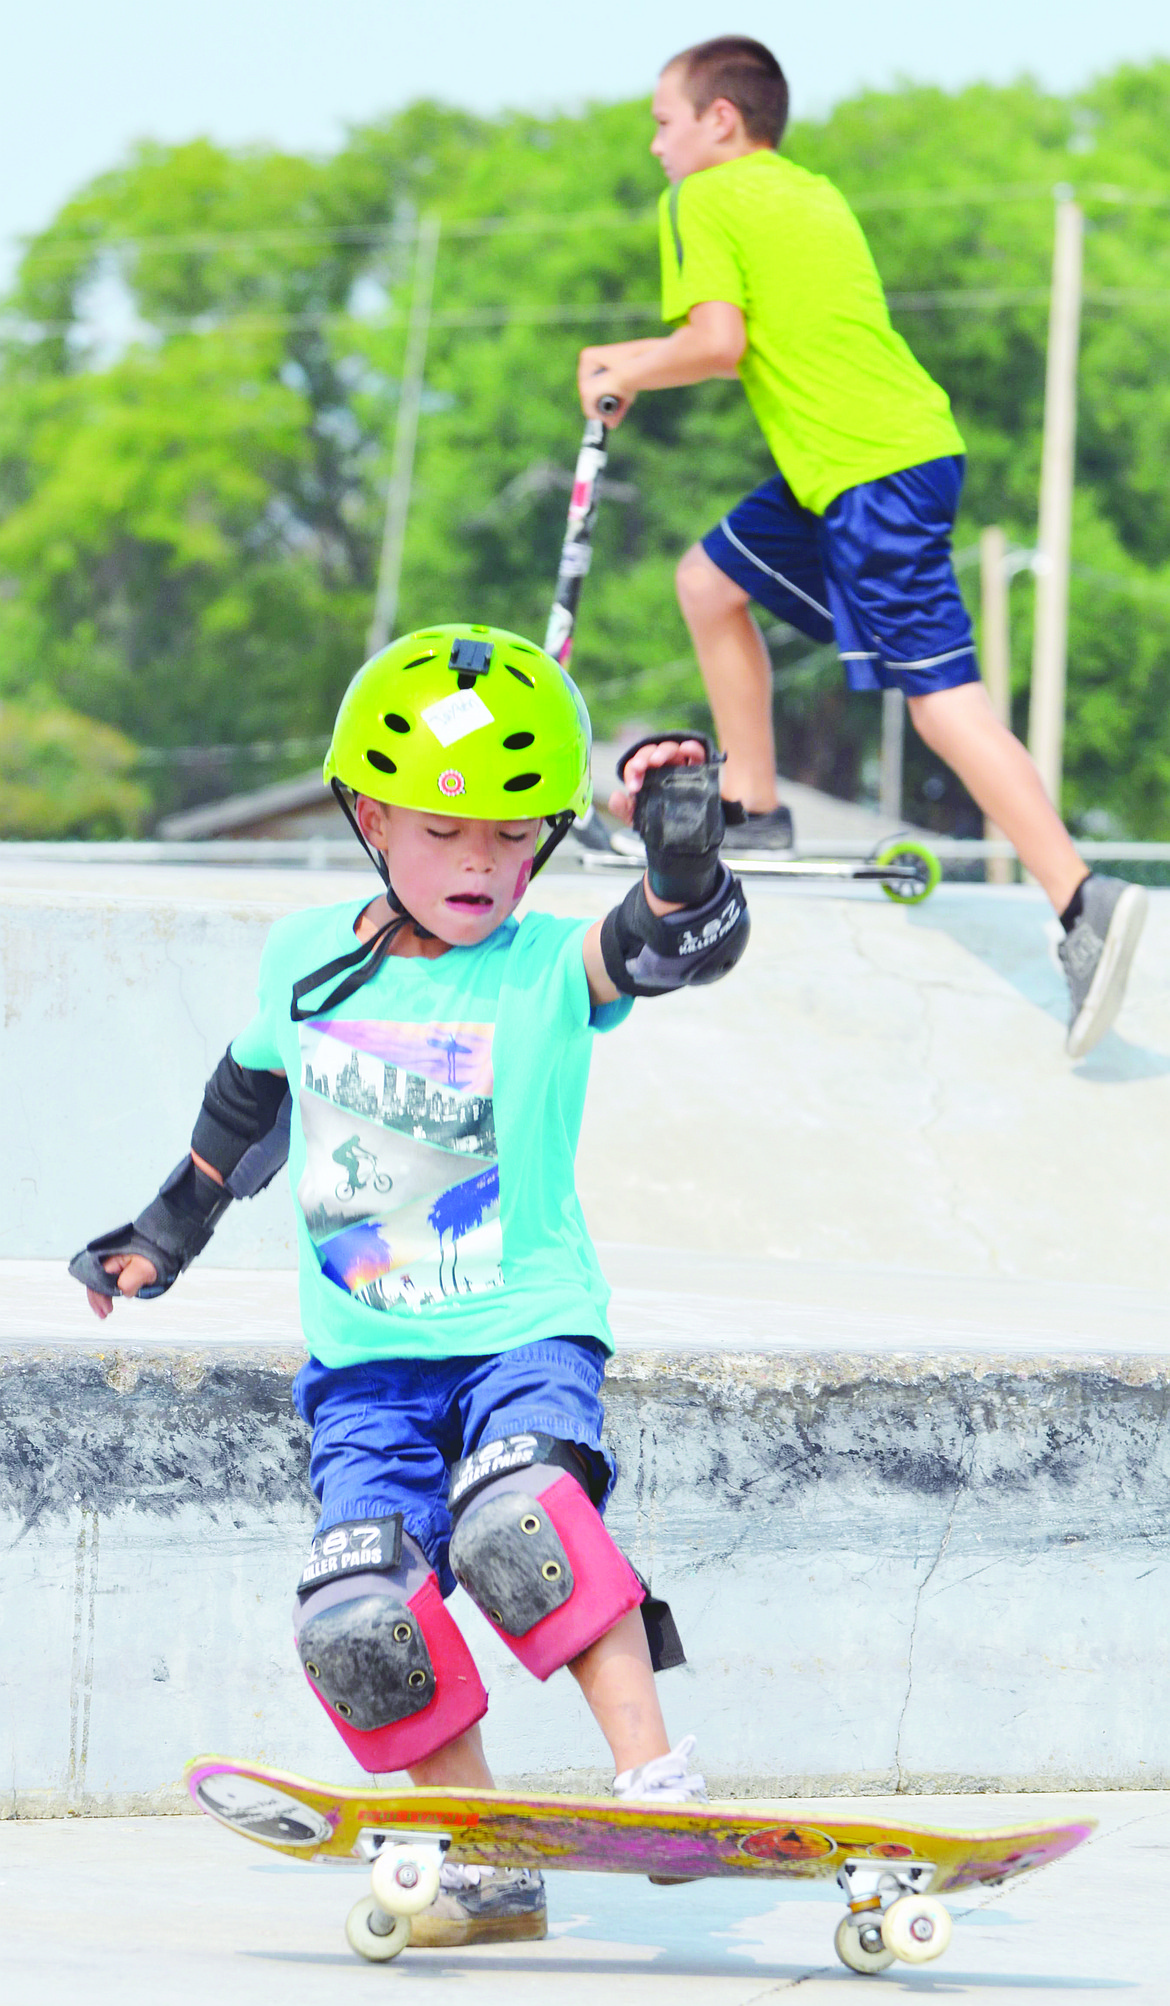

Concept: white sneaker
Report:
left=613, top=1733, right=708, bottom=1803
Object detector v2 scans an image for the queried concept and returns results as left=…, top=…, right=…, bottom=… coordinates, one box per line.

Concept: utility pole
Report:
left=366, top=211, right=442, bottom=658
left=1027, top=187, right=1083, bottom=812
left=980, top=525, right=1013, bottom=884
left=879, top=688, right=904, bottom=823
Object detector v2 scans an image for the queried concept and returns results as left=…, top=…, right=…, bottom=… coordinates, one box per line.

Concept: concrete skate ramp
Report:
left=2, top=858, right=1169, bottom=1810
left=2, top=856, right=1168, bottom=1282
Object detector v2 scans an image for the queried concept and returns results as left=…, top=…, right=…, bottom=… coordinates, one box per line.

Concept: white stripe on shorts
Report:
left=718, top=516, right=833, bottom=623
left=882, top=644, right=977, bottom=672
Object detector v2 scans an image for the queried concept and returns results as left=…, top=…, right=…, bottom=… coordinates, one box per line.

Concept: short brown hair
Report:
left=666, top=35, right=789, bottom=147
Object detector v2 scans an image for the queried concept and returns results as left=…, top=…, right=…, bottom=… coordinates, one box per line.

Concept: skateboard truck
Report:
left=834, top=1857, right=953, bottom=1973
left=346, top=1830, right=452, bottom=1962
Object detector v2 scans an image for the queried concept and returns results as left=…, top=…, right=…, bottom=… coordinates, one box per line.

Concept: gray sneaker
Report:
left=408, top=1861, right=547, bottom=1948
left=721, top=803, right=796, bottom=853
left=1058, top=874, right=1148, bottom=1058
left=572, top=806, right=617, bottom=854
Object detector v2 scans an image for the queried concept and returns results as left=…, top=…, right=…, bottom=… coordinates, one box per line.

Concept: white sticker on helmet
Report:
left=422, top=688, right=494, bottom=747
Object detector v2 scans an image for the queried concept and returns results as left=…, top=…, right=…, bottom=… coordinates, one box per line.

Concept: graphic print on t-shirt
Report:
left=297, top=1019, right=501, bottom=1311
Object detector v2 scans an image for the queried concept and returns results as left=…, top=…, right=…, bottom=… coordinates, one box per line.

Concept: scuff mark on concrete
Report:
left=67, top=1508, right=98, bottom=1805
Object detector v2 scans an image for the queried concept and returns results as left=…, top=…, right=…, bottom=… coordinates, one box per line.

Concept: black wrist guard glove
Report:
left=68, top=1157, right=233, bottom=1300
left=600, top=863, right=750, bottom=998
left=617, top=732, right=726, bottom=906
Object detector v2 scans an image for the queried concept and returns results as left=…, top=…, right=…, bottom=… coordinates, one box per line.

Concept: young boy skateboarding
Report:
left=71, top=623, right=748, bottom=1947
left=578, top=34, right=1146, bottom=1059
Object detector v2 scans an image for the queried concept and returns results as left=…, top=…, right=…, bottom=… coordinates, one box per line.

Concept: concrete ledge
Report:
left=7, top=1295, right=1170, bottom=1814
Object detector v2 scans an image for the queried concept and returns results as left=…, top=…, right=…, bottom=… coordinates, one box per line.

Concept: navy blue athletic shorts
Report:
left=293, top=1338, right=613, bottom=1596
left=702, top=454, right=980, bottom=697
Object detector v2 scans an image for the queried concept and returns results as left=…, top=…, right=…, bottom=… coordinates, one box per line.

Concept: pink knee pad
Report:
left=448, top=1441, right=644, bottom=1681
left=294, top=1519, right=487, bottom=1772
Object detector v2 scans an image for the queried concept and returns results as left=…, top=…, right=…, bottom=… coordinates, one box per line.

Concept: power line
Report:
left=6, top=284, right=1170, bottom=349
left=134, top=735, right=330, bottom=767
left=0, top=300, right=667, bottom=343
left=5, top=182, right=1169, bottom=261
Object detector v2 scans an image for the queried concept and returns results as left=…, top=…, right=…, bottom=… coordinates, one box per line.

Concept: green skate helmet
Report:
left=290, top=625, right=594, bottom=1016
left=325, top=623, right=592, bottom=860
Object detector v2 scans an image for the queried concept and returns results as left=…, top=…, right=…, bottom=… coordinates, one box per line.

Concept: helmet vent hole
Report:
left=503, top=731, right=534, bottom=751
left=367, top=749, right=397, bottom=775
left=402, top=652, right=435, bottom=670
left=503, top=773, right=540, bottom=792
left=506, top=664, right=536, bottom=688
left=383, top=713, right=411, bottom=734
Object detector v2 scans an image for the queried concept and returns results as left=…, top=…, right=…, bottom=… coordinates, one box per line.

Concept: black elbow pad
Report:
left=191, top=1050, right=290, bottom=1189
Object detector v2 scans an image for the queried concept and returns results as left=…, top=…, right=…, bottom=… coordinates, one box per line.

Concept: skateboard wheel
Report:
left=834, top=1912, right=895, bottom=1973
left=346, top=1894, right=412, bottom=1962
left=881, top=1893, right=953, bottom=1963
left=873, top=838, right=941, bottom=904
left=371, top=1843, right=443, bottom=1916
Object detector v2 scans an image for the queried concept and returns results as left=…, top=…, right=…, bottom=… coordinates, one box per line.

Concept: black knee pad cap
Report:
left=449, top=1488, right=575, bottom=1636
left=296, top=1590, right=435, bottom=1731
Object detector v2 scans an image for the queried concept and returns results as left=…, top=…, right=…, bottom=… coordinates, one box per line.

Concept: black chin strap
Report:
left=303, top=788, right=579, bottom=1021
left=532, top=810, right=576, bottom=876
left=331, top=779, right=576, bottom=889
left=291, top=914, right=408, bottom=1022
left=331, top=777, right=435, bottom=939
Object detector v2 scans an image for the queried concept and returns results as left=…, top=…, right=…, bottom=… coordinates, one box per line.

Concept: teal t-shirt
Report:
left=231, top=899, right=632, bottom=1369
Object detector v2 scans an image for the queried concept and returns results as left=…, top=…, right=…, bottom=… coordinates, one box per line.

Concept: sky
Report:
left=3, top=0, right=1167, bottom=275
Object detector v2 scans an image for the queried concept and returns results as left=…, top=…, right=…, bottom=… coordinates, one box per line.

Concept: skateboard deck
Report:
left=187, top=1756, right=1093, bottom=1972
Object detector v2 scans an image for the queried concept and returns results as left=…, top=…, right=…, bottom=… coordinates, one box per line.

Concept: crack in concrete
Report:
left=840, top=903, right=1001, bottom=1276
left=742, top=1969, right=828, bottom=2000
left=893, top=1464, right=969, bottom=1792
left=159, top=930, right=208, bottom=1060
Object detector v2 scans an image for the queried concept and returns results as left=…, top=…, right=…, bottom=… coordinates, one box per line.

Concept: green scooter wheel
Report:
left=872, top=838, right=941, bottom=904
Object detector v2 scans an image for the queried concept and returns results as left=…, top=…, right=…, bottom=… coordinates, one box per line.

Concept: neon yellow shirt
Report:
left=658, top=150, right=964, bottom=513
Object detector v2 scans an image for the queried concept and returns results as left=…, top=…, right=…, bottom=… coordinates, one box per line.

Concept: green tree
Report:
left=1, top=68, right=1169, bottom=835
left=0, top=699, right=146, bottom=837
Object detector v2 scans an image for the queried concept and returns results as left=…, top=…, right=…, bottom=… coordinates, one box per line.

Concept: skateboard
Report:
left=186, top=1756, right=1093, bottom=1974
left=578, top=834, right=942, bottom=903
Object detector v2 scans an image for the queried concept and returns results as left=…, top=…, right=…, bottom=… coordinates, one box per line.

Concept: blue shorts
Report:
left=292, top=1339, right=613, bottom=1596
left=702, top=454, right=980, bottom=697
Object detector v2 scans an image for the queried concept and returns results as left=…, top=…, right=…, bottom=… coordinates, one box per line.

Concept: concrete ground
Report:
left=1, top=1791, right=1153, bottom=2002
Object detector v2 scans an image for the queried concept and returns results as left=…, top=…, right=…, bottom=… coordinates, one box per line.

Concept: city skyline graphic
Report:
left=310, top=1017, right=493, bottom=1094
left=296, top=1018, right=502, bottom=1312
